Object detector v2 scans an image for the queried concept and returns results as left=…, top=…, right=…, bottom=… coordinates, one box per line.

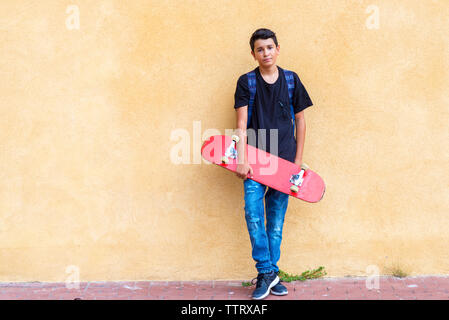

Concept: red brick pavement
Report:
left=0, top=276, right=448, bottom=300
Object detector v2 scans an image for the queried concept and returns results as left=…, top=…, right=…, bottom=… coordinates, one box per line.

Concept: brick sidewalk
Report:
left=0, top=276, right=448, bottom=300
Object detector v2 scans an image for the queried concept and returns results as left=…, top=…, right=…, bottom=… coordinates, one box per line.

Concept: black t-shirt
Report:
left=234, top=66, right=313, bottom=162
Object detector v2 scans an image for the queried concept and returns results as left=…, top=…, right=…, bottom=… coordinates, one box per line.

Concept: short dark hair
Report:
left=249, top=28, right=278, bottom=52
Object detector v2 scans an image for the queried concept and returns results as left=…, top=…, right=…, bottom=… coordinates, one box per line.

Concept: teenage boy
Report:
left=233, top=28, right=313, bottom=300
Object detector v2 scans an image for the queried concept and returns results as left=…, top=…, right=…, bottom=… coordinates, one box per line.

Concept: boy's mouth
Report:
left=263, top=58, right=272, bottom=62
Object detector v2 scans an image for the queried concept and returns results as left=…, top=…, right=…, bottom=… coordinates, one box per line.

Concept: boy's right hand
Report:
left=236, top=163, right=254, bottom=180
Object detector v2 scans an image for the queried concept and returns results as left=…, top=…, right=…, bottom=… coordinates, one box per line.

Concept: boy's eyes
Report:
left=258, top=46, right=273, bottom=52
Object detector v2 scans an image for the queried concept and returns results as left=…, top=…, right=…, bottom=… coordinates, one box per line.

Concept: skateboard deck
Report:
left=201, top=135, right=325, bottom=203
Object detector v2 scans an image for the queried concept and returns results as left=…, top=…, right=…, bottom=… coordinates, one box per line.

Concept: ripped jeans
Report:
left=243, top=179, right=289, bottom=274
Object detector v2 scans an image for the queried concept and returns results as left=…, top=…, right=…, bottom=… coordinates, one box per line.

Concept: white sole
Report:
left=270, top=289, right=288, bottom=296
left=252, top=276, right=280, bottom=300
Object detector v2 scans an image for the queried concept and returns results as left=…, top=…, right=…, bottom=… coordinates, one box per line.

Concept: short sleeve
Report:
left=234, top=74, right=250, bottom=109
left=292, top=72, right=313, bottom=114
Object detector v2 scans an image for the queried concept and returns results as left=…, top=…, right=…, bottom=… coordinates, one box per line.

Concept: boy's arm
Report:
left=235, top=106, right=253, bottom=179
left=294, top=110, right=306, bottom=166
left=235, top=106, right=248, bottom=164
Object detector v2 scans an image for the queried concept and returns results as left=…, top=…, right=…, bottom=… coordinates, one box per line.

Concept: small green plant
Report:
left=390, top=266, right=408, bottom=278
left=279, top=266, right=327, bottom=282
left=242, top=266, right=327, bottom=287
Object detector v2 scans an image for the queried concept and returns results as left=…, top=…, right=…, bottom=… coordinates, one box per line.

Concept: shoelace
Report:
left=251, top=274, right=265, bottom=288
left=250, top=273, right=281, bottom=288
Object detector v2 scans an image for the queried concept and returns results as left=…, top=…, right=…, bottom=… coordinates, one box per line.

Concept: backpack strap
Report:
left=283, top=69, right=296, bottom=129
left=246, top=68, right=295, bottom=129
left=247, top=71, right=256, bottom=129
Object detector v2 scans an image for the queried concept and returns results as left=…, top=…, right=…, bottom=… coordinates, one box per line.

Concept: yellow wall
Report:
left=1, top=0, right=448, bottom=281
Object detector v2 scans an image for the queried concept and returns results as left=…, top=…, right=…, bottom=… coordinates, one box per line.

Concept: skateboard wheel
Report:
left=232, top=135, right=240, bottom=143
left=301, top=163, right=310, bottom=171
left=290, top=185, right=299, bottom=193
left=221, top=156, right=229, bottom=164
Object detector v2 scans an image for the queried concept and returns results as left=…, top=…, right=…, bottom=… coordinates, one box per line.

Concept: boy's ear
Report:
left=251, top=50, right=256, bottom=60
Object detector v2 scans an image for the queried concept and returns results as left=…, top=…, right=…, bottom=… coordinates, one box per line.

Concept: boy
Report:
left=233, top=28, right=313, bottom=300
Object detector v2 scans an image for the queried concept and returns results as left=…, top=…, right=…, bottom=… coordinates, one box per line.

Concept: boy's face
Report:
left=251, top=38, right=280, bottom=68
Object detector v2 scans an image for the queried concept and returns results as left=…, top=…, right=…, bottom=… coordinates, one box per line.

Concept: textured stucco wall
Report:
left=0, top=0, right=448, bottom=281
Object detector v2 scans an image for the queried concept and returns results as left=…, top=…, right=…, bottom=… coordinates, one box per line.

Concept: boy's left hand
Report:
left=294, top=158, right=302, bottom=167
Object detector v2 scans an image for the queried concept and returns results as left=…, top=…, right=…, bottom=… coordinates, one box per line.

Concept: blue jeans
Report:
left=243, top=179, right=289, bottom=274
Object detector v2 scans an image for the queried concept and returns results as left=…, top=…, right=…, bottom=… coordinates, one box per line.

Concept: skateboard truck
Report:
left=290, top=163, right=310, bottom=193
left=221, top=135, right=239, bottom=164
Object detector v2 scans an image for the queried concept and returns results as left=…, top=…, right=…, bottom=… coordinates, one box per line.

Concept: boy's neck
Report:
left=258, top=64, right=278, bottom=76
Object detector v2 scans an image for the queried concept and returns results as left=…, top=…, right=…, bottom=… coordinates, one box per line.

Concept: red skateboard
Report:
left=201, top=135, right=325, bottom=203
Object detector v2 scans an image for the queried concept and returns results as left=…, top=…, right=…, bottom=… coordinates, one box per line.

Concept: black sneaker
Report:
left=270, top=280, right=288, bottom=296
left=251, top=271, right=279, bottom=300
